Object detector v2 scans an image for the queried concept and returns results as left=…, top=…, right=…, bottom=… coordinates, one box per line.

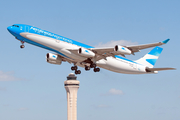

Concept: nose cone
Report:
left=7, top=26, right=13, bottom=34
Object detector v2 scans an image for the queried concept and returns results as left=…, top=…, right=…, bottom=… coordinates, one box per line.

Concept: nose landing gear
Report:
left=20, top=45, right=25, bottom=48
left=20, top=41, right=25, bottom=49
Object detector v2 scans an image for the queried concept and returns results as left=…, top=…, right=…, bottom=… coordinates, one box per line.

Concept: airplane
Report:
left=7, top=24, right=175, bottom=75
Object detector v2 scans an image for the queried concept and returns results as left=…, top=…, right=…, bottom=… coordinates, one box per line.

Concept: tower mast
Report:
left=64, top=73, right=80, bottom=120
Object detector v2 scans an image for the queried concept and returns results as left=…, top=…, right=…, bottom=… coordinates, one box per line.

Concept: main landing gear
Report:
left=90, top=63, right=100, bottom=72
left=20, top=41, right=25, bottom=49
left=94, top=67, right=100, bottom=72
left=71, top=63, right=100, bottom=75
left=85, top=64, right=100, bottom=72
left=71, top=66, right=81, bottom=75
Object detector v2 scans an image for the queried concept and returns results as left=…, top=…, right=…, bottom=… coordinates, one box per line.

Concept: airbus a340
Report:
left=7, top=24, right=175, bottom=74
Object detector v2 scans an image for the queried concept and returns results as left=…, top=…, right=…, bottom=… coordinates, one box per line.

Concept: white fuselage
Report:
left=20, top=32, right=147, bottom=74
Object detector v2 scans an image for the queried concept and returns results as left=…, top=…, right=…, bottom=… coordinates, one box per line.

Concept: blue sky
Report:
left=0, top=0, right=179, bottom=120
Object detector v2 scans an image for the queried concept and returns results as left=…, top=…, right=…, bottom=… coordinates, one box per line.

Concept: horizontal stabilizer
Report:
left=146, top=67, right=176, bottom=72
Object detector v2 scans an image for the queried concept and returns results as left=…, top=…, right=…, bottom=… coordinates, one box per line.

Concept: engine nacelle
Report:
left=78, top=48, right=95, bottom=58
left=114, top=45, right=132, bottom=55
left=46, top=53, right=62, bottom=65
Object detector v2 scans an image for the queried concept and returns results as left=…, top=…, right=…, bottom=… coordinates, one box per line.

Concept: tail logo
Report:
left=135, top=46, right=163, bottom=68
left=146, top=59, right=157, bottom=66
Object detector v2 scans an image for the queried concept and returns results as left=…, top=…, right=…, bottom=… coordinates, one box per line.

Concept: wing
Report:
left=126, top=39, right=170, bottom=53
left=66, top=39, right=170, bottom=61
left=91, top=39, right=170, bottom=58
left=90, top=47, right=126, bottom=60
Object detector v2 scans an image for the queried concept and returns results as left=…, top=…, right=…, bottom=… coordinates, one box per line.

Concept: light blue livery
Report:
left=7, top=24, right=175, bottom=74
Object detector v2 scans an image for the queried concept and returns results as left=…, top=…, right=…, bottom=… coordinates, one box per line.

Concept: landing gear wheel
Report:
left=75, top=70, right=81, bottom=74
left=90, top=63, right=96, bottom=68
left=20, top=45, right=25, bottom=49
left=94, top=68, right=100, bottom=72
left=96, top=68, right=100, bottom=72
left=74, top=66, right=78, bottom=70
left=71, top=66, right=75, bottom=71
left=77, top=70, right=81, bottom=74
left=71, top=66, right=78, bottom=71
left=85, top=66, right=90, bottom=71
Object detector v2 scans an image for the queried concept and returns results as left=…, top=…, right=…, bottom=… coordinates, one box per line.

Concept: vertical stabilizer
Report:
left=135, top=46, right=163, bottom=68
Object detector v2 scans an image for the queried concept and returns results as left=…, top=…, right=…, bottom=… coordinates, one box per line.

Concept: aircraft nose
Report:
left=7, top=26, right=13, bottom=33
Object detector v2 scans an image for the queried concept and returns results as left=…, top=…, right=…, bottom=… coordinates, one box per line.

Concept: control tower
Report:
left=64, top=73, right=80, bottom=120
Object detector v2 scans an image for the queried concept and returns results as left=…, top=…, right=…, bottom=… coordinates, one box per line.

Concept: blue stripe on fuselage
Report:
left=28, top=25, right=93, bottom=49
left=15, top=24, right=140, bottom=65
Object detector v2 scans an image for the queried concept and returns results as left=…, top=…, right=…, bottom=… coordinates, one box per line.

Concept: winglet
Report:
left=162, top=39, right=170, bottom=44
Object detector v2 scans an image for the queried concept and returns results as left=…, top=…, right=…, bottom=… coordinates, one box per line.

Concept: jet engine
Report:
left=46, top=53, right=62, bottom=65
left=114, top=45, right=132, bottom=55
left=78, top=48, right=95, bottom=58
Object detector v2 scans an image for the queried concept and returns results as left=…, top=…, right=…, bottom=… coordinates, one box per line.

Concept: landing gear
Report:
left=75, top=70, right=81, bottom=74
left=90, top=63, right=100, bottom=73
left=20, top=45, right=25, bottom=48
left=90, top=63, right=96, bottom=68
left=20, top=41, right=25, bottom=49
left=71, top=63, right=100, bottom=75
left=71, top=65, right=81, bottom=75
left=85, top=66, right=90, bottom=71
left=71, top=66, right=78, bottom=71
left=94, top=67, right=100, bottom=72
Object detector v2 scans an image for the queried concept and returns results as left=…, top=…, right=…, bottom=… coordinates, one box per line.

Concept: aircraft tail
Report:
left=135, top=46, right=163, bottom=68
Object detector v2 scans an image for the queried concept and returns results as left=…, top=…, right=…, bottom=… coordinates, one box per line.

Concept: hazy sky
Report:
left=0, top=0, right=179, bottom=120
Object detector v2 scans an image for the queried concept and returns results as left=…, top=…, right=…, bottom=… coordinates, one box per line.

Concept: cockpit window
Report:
left=12, top=25, right=19, bottom=28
